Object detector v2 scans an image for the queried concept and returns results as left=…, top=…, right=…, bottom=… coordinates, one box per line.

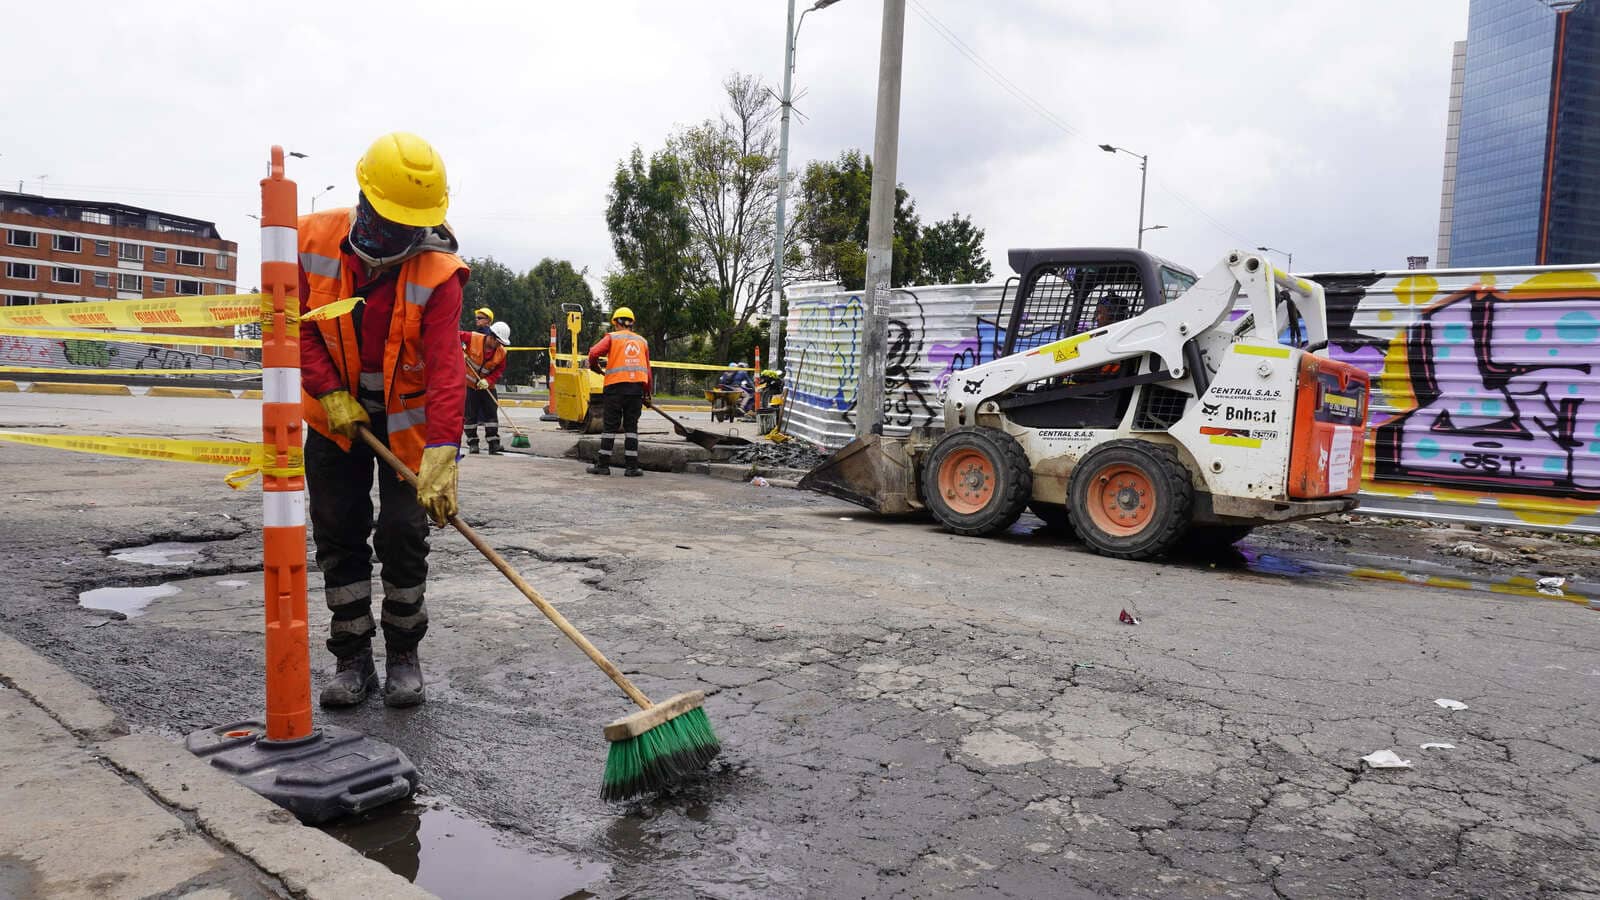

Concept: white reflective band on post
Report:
left=260, top=226, right=298, bottom=265
left=263, top=490, right=306, bottom=527
left=262, top=367, right=300, bottom=403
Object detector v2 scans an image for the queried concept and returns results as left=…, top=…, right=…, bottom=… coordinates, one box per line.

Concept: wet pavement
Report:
left=3, top=394, right=1599, bottom=898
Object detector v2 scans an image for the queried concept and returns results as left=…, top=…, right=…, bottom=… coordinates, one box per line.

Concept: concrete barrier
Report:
left=27, top=382, right=133, bottom=396
left=0, top=381, right=18, bottom=392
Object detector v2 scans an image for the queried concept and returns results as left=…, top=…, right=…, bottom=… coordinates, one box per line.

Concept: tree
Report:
left=460, top=256, right=599, bottom=387
left=671, top=73, right=785, bottom=361
left=603, top=147, right=714, bottom=356
left=790, top=149, right=923, bottom=290
left=920, top=213, right=993, bottom=284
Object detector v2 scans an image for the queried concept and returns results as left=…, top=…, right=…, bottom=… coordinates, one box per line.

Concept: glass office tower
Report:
left=1445, top=0, right=1599, bottom=267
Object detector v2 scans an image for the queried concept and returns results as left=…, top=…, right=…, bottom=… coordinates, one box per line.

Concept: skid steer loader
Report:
left=799, top=248, right=1370, bottom=560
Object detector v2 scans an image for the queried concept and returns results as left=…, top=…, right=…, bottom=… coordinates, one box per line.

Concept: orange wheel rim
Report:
left=937, top=448, right=997, bottom=515
left=1085, top=463, right=1155, bottom=537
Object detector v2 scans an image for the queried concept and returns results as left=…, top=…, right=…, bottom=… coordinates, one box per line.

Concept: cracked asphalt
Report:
left=2, top=395, right=1599, bottom=898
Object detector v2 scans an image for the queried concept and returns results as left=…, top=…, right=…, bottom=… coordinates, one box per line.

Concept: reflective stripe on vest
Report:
left=296, top=208, right=468, bottom=472
left=603, top=332, right=650, bottom=387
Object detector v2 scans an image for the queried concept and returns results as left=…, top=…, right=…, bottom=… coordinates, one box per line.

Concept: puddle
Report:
left=109, top=541, right=208, bottom=566
left=78, top=584, right=180, bottom=618
left=1233, top=547, right=1594, bottom=607
left=322, top=800, right=606, bottom=899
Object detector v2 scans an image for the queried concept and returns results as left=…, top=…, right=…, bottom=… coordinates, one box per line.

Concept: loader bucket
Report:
left=797, top=434, right=920, bottom=515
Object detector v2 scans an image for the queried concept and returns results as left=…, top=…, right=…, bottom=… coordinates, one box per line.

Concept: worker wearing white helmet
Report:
left=461, top=320, right=510, bottom=455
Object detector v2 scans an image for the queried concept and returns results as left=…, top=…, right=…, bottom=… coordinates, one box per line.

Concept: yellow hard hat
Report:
left=611, top=307, right=635, bottom=323
left=355, top=132, right=449, bottom=227
left=474, top=307, right=494, bottom=320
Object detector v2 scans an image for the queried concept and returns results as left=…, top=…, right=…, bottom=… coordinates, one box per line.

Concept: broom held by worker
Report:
left=299, top=131, right=468, bottom=711
left=460, top=320, right=509, bottom=455
left=585, top=308, right=652, bottom=477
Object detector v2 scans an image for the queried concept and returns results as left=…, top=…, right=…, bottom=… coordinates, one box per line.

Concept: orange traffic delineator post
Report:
left=540, top=322, right=559, bottom=421
left=184, top=146, right=418, bottom=825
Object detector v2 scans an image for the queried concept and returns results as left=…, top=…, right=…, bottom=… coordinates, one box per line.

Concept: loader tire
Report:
left=924, top=426, right=1032, bottom=537
left=1068, top=440, right=1193, bottom=560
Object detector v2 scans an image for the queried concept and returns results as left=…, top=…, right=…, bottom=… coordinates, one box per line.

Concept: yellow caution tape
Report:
left=0, top=294, right=271, bottom=329
left=302, top=296, right=364, bottom=321
left=0, top=326, right=262, bottom=348
left=0, top=431, right=301, bottom=489
left=0, top=367, right=260, bottom=376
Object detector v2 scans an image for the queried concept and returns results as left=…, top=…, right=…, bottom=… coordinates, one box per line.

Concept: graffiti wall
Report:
left=783, top=264, right=1600, bottom=533
left=0, top=333, right=259, bottom=374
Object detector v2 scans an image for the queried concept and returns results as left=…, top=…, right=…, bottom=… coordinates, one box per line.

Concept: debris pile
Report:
left=728, top=441, right=831, bottom=471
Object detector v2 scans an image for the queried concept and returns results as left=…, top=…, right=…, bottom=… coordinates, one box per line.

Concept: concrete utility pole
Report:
left=856, top=0, right=906, bottom=439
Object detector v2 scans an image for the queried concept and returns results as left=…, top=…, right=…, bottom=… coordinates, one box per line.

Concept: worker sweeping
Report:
left=300, top=131, right=467, bottom=710
left=461, top=320, right=509, bottom=455
left=585, top=308, right=652, bottom=477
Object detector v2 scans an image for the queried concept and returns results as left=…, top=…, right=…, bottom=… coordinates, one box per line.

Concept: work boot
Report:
left=488, top=442, right=504, bottom=456
left=468, top=444, right=480, bottom=455
left=384, top=648, right=426, bottom=708
left=319, top=651, right=377, bottom=708
left=624, top=466, right=643, bottom=477
left=586, top=463, right=611, bottom=475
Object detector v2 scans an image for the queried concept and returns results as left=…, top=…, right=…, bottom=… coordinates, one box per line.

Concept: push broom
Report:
left=357, top=426, right=719, bottom=800
left=464, top=354, right=532, bottom=449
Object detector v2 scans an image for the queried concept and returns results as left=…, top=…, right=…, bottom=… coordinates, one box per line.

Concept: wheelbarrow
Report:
left=705, top=388, right=747, bottom=423
left=648, top=401, right=751, bottom=451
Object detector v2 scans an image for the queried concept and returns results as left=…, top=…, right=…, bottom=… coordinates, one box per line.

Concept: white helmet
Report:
left=489, top=321, right=511, bottom=345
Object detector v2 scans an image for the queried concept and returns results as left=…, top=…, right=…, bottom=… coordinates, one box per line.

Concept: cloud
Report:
left=1, top=0, right=1466, bottom=294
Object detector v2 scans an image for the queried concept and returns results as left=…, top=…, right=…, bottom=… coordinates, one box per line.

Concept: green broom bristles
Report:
left=602, top=705, right=721, bottom=802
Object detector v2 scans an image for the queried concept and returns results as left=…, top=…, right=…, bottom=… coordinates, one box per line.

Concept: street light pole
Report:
left=1256, top=245, right=1293, bottom=271
left=1099, top=144, right=1149, bottom=249
left=767, top=0, right=843, bottom=376
left=311, top=184, right=335, bottom=212
left=857, top=0, right=906, bottom=439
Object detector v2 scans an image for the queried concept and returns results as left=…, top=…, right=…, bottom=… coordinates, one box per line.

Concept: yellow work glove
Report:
left=476, top=378, right=489, bottom=390
left=318, top=390, right=369, bottom=439
left=415, top=445, right=459, bottom=526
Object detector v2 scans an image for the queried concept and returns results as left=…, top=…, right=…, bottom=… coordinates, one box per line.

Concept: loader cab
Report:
left=998, top=248, right=1193, bottom=355
left=993, top=249, right=1196, bottom=429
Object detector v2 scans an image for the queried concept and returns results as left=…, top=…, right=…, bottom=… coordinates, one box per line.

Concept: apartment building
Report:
left=0, top=190, right=242, bottom=354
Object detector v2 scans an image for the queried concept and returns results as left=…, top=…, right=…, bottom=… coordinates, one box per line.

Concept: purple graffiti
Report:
left=1373, top=287, right=1600, bottom=498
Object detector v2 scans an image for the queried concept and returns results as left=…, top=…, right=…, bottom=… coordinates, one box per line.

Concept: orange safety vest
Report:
left=297, top=208, right=468, bottom=472
left=601, top=330, right=651, bottom=388
left=463, top=331, right=505, bottom=382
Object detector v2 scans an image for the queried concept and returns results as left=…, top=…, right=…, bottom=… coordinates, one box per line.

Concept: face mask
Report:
left=349, top=193, right=423, bottom=263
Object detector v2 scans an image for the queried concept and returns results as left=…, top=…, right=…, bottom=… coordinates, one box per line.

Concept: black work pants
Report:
left=305, top=419, right=430, bottom=658
left=598, top=386, right=644, bottom=467
left=464, top=387, right=500, bottom=450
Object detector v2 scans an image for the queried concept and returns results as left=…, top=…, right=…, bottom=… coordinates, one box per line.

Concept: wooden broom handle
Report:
left=356, top=426, right=653, bottom=710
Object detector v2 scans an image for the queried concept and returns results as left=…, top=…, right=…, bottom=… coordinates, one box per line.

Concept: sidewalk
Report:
left=0, top=631, right=432, bottom=900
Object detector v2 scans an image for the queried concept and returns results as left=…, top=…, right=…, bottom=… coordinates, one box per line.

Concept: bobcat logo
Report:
left=1201, top=402, right=1221, bottom=417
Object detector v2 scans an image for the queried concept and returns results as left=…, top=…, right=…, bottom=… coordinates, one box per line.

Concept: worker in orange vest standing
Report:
left=461, top=320, right=509, bottom=455
left=300, top=132, right=467, bottom=710
left=585, top=308, right=652, bottom=477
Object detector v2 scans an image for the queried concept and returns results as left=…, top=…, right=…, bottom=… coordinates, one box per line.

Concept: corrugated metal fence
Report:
left=783, top=265, right=1600, bottom=533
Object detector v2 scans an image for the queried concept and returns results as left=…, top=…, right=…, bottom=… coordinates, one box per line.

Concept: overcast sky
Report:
left=4, top=1, right=1466, bottom=297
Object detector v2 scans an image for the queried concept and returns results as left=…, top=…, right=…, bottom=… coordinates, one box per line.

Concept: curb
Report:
left=0, top=380, right=18, bottom=392
left=26, top=381, right=133, bottom=396
left=146, top=386, right=236, bottom=399
left=0, top=630, right=434, bottom=900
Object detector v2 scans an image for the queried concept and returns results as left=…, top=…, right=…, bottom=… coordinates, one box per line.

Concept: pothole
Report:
left=109, top=541, right=213, bottom=566
left=322, top=799, right=608, bottom=898
left=78, top=584, right=180, bottom=618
